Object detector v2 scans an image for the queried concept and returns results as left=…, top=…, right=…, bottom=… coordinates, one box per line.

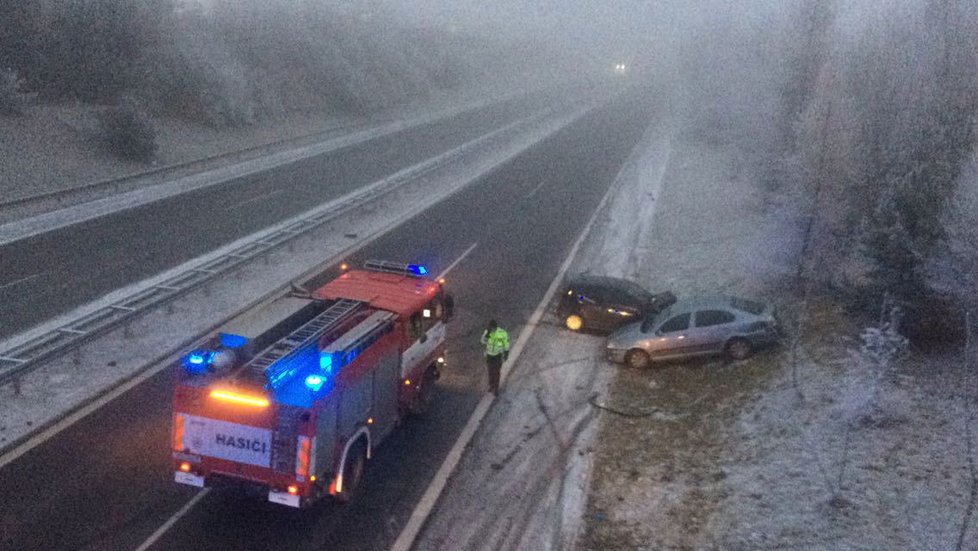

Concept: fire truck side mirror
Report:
left=444, top=294, right=455, bottom=321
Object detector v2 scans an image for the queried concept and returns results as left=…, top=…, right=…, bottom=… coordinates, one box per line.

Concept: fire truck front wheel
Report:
left=336, top=440, right=367, bottom=504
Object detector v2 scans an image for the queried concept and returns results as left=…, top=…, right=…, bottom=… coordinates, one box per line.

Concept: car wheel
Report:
left=335, top=440, right=366, bottom=504
left=725, top=338, right=753, bottom=360
left=565, top=314, right=584, bottom=331
left=624, top=349, right=651, bottom=369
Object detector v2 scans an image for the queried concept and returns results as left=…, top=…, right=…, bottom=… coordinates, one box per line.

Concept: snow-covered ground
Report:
left=0, top=96, right=601, bottom=454
left=414, top=101, right=977, bottom=550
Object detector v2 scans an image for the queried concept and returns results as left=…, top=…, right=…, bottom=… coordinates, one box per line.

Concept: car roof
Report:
left=666, top=296, right=768, bottom=315
left=565, top=274, right=648, bottom=294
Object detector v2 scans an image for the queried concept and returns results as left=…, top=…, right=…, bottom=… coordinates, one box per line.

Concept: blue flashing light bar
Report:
left=305, top=374, right=325, bottom=391
left=183, top=350, right=214, bottom=374
left=219, top=333, right=248, bottom=349
left=265, top=345, right=318, bottom=390
left=319, top=352, right=333, bottom=374
left=364, top=260, right=430, bottom=278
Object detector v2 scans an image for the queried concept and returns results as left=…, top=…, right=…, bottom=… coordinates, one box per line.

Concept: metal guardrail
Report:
left=0, top=108, right=551, bottom=388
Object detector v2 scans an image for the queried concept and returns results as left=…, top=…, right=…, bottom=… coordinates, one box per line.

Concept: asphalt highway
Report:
left=0, top=83, right=657, bottom=551
left=0, top=89, right=565, bottom=340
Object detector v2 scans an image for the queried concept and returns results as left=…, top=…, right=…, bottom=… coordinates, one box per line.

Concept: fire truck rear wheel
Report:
left=336, top=440, right=367, bottom=504
left=410, top=366, right=439, bottom=416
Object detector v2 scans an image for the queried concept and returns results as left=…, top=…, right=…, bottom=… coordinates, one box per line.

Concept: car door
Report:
left=603, top=287, right=641, bottom=330
left=646, top=312, right=693, bottom=359
left=576, top=286, right=607, bottom=328
left=690, top=309, right=738, bottom=355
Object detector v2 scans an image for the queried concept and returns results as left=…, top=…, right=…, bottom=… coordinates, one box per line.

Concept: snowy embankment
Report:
left=416, top=94, right=975, bottom=550
left=577, top=132, right=976, bottom=548
left=0, top=95, right=601, bottom=455
left=413, top=114, right=674, bottom=550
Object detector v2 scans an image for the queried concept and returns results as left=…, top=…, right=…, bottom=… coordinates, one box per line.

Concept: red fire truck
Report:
left=171, top=260, right=452, bottom=507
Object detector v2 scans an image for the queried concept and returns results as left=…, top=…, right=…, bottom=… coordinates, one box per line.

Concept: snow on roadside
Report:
left=414, top=115, right=674, bottom=550
left=577, top=125, right=975, bottom=549
left=0, top=98, right=599, bottom=452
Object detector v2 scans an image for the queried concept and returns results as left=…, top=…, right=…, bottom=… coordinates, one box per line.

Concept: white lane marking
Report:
left=524, top=180, right=546, bottom=199
left=437, top=242, right=478, bottom=279
left=119, top=242, right=480, bottom=549
left=231, top=188, right=286, bottom=210
left=0, top=357, right=182, bottom=469
left=390, top=162, right=622, bottom=551
left=0, top=271, right=48, bottom=291
left=133, top=488, right=211, bottom=551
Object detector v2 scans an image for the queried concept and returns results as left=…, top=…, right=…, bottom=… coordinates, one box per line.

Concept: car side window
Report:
left=695, top=310, right=736, bottom=327
left=658, top=313, right=690, bottom=333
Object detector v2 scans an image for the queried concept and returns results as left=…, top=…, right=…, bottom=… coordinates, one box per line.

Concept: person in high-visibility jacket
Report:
left=480, top=319, right=510, bottom=396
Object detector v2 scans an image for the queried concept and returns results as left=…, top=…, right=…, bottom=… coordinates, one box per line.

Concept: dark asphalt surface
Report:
left=0, top=83, right=657, bottom=551
left=0, top=89, right=564, bottom=340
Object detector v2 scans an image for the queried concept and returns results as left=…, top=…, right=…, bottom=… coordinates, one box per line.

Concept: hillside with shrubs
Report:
left=0, top=0, right=523, bottom=163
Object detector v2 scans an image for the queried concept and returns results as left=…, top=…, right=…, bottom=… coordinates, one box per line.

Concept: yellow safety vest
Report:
left=481, top=328, right=510, bottom=357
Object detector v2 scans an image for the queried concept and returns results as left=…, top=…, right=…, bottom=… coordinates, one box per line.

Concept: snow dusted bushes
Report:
left=97, top=96, right=157, bottom=162
left=781, top=1, right=978, bottom=343
left=0, top=0, right=490, bottom=129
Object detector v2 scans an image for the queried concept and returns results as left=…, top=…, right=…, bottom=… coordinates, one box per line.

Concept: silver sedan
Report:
left=606, top=296, right=780, bottom=369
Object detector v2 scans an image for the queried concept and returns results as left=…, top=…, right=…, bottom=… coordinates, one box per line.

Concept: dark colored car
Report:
left=556, top=274, right=675, bottom=334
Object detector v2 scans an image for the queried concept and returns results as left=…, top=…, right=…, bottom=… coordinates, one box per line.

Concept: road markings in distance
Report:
left=0, top=271, right=48, bottom=291
left=437, top=242, right=478, bottom=280
left=390, top=165, right=622, bottom=551
left=524, top=180, right=546, bottom=199
left=133, top=489, right=211, bottom=551
left=231, top=188, right=287, bottom=210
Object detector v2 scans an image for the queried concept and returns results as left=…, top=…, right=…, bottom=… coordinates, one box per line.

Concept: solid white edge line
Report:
left=0, top=359, right=178, bottom=470
left=437, top=242, right=478, bottom=280
left=132, top=488, right=211, bottom=551
left=389, top=156, right=623, bottom=551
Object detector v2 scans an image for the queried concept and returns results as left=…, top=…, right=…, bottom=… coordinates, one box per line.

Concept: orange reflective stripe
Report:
left=172, top=414, right=185, bottom=451
left=296, top=436, right=311, bottom=478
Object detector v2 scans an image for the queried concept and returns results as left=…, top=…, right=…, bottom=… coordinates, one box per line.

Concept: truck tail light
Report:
left=296, top=436, right=312, bottom=478
left=288, top=485, right=298, bottom=495
left=179, top=461, right=191, bottom=473
left=172, top=414, right=185, bottom=451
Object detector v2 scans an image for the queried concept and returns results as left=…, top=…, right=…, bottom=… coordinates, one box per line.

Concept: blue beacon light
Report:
left=408, top=264, right=428, bottom=276
left=305, top=374, right=325, bottom=391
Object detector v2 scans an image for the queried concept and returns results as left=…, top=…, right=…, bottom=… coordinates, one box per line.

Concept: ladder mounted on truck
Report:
left=239, top=298, right=364, bottom=388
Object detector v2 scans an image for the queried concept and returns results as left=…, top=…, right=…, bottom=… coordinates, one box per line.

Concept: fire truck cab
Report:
left=171, top=260, right=451, bottom=507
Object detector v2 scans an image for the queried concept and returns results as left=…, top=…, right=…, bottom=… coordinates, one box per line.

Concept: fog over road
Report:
left=0, top=84, right=656, bottom=551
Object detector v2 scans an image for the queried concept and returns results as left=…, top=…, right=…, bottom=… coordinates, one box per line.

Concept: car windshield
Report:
left=617, top=280, right=652, bottom=304
left=640, top=307, right=669, bottom=333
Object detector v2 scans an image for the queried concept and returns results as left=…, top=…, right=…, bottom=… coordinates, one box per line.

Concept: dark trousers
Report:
left=485, top=354, right=503, bottom=394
